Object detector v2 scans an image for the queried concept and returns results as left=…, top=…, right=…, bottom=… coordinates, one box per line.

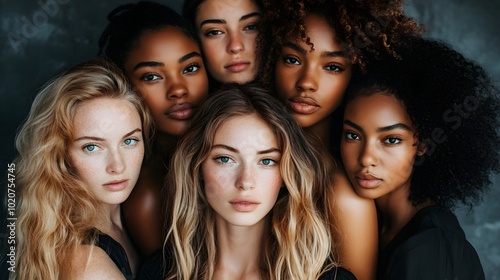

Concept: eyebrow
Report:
left=199, top=12, right=260, bottom=28
left=74, top=128, right=142, bottom=142
left=132, top=61, right=163, bottom=71
left=131, top=51, right=202, bottom=72
left=179, top=51, right=202, bottom=63
left=343, top=119, right=412, bottom=133
left=212, top=144, right=280, bottom=155
left=284, top=42, right=346, bottom=58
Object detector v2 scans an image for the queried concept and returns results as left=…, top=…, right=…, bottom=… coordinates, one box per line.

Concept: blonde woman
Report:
left=140, top=83, right=356, bottom=279
left=14, top=59, right=153, bottom=279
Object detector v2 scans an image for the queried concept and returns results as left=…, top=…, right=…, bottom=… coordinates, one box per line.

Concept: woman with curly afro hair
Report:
left=258, top=1, right=424, bottom=279
left=341, top=36, right=499, bottom=280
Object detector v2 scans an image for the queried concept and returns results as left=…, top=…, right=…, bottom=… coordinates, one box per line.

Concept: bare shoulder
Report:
left=64, top=245, right=126, bottom=280
left=329, top=164, right=378, bottom=280
left=330, top=165, right=376, bottom=212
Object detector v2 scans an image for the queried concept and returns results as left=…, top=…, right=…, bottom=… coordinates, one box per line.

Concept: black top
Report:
left=95, top=233, right=134, bottom=280
left=139, top=250, right=356, bottom=280
left=377, top=205, right=484, bottom=280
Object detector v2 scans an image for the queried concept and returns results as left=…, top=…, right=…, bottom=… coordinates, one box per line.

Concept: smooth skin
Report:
left=275, top=14, right=378, bottom=280
left=341, top=93, right=428, bottom=248
left=195, top=0, right=260, bottom=83
left=201, top=114, right=283, bottom=279
left=67, top=97, right=144, bottom=278
left=122, top=27, right=209, bottom=258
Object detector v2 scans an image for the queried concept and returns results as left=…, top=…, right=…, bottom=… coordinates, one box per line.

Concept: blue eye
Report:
left=124, top=138, right=138, bottom=146
left=83, top=144, right=99, bottom=152
left=216, top=156, right=232, bottom=164
left=140, top=73, right=162, bottom=81
left=183, top=64, right=200, bottom=74
left=261, top=158, right=277, bottom=166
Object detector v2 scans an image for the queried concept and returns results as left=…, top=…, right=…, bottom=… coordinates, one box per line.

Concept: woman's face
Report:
left=201, top=114, right=283, bottom=228
left=125, top=27, right=209, bottom=137
left=340, top=93, right=419, bottom=201
left=195, top=0, right=260, bottom=84
left=275, top=14, right=352, bottom=129
left=68, top=98, right=144, bottom=206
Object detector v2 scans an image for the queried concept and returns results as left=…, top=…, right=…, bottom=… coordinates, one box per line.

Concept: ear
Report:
left=417, top=142, right=428, bottom=156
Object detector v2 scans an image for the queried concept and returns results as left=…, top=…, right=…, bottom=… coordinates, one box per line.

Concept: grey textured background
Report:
left=1, top=0, right=499, bottom=278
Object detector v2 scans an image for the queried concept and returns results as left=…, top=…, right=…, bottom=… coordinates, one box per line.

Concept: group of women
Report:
left=12, top=0, right=499, bottom=279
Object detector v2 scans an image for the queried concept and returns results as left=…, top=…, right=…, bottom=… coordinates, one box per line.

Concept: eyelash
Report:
left=140, top=73, right=162, bottom=82
left=213, top=156, right=279, bottom=166
left=83, top=143, right=99, bottom=153
left=344, top=132, right=403, bottom=146
left=284, top=56, right=300, bottom=65
left=244, top=23, right=259, bottom=31
left=183, top=63, right=200, bottom=74
left=205, top=30, right=222, bottom=37
left=384, top=137, right=402, bottom=145
left=325, top=64, right=344, bottom=72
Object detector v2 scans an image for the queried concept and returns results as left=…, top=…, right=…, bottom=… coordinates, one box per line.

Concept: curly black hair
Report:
left=345, top=36, right=500, bottom=209
left=257, top=0, right=424, bottom=87
left=98, top=1, right=199, bottom=70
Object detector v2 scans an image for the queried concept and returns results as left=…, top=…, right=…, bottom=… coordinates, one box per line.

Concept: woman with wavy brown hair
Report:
left=140, top=83, right=355, bottom=280
left=14, top=59, right=153, bottom=279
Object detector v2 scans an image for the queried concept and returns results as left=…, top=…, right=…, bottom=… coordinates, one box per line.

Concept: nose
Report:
left=295, top=66, right=317, bottom=92
left=106, top=149, right=125, bottom=174
left=166, top=77, right=188, bottom=100
left=359, top=142, right=378, bottom=168
left=227, top=32, right=244, bottom=54
left=236, top=164, right=255, bottom=190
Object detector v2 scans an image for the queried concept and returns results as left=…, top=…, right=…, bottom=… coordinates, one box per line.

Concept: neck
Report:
left=304, top=116, right=332, bottom=150
left=147, top=131, right=179, bottom=170
left=376, top=183, right=422, bottom=248
left=213, top=217, right=266, bottom=279
left=95, top=203, right=123, bottom=234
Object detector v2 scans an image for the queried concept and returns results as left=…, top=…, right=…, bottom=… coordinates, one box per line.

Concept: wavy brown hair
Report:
left=163, top=83, right=335, bottom=279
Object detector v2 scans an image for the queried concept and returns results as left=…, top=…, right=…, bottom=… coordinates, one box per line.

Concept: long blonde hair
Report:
left=14, top=59, right=153, bottom=280
left=164, top=83, right=334, bottom=279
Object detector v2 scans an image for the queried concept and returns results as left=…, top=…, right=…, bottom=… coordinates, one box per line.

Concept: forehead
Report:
left=132, top=27, right=199, bottom=55
left=72, top=98, right=141, bottom=137
left=213, top=114, right=278, bottom=146
left=196, top=0, right=259, bottom=20
left=345, top=93, right=412, bottom=126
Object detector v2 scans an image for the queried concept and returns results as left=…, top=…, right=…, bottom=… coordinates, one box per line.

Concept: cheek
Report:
left=202, top=164, right=232, bottom=196
left=275, top=68, right=292, bottom=98
left=261, top=170, right=283, bottom=192
left=189, top=76, right=209, bottom=99
left=393, top=152, right=416, bottom=178
left=201, top=40, right=222, bottom=65
left=129, top=146, right=145, bottom=170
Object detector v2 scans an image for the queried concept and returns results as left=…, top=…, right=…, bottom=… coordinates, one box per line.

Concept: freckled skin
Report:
left=202, top=114, right=283, bottom=228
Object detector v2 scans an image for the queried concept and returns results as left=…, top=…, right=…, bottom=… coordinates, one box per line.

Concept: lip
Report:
left=354, top=173, right=382, bottom=189
left=102, top=179, right=129, bottom=192
left=165, top=103, right=195, bottom=120
left=288, top=97, right=320, bottom=114
left=229, top=198, right=260, bottom=212
left=224, top=60, right=250, bottom=73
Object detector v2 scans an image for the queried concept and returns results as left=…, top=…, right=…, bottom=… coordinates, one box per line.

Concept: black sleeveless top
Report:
left=95, top=233, right=134, bottom=280
left=139, top=249, right=357, bottom=280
